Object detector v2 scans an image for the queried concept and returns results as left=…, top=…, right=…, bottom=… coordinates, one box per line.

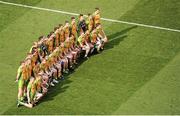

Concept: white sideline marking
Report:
left=0, top=0, right=180, bottom=33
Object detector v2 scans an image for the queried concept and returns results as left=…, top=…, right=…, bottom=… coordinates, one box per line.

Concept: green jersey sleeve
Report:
left=17, top=66, right=22, bottom=79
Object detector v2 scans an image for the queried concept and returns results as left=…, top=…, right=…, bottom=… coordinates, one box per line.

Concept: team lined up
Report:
left=15, top=8, right=108, bottom=108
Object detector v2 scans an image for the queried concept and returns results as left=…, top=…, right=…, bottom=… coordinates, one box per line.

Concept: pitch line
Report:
left=0, top=0, right=180, bottom=33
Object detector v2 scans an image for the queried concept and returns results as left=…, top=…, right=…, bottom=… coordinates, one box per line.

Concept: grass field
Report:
left=0, top=0, right=180, bottom=115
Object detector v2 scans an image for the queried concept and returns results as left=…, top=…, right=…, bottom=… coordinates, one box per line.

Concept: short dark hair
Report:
left=59, top=24, right=62, bottom=27
left=71, top=17, right=75, bottom=20
left=47, top=34, right=50, bottom=38
left=48, top=31, right=54, bottom=37
left=54, top=27, right=58, bottom=31
left=95, top=7, right=100, bottom=10
left=96, top=23, right=101, bottom=28
left=79, top=14, right=83, bottom=18
left=38, top=36, right=43, bottom=41
left=20, top=61, right=24, bottom=64
left=65, top=20, right=69, bottom=24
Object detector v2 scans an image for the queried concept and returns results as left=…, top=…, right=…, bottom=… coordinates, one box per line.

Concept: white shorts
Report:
left=82, top=45, right=90, bottom=50
left=67, top=54, right=73, bottom=59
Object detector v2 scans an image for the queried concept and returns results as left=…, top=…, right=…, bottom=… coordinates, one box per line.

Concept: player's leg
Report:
left=18, top=101, right=33, bottom=108
left=84, top=45, right=90, bottom=58
left=17, top=79, right=24, bottom=107
left=67, top=53, right=73, bottom=68
left=101, top=36, right=108, bottom=49
left=72, top=51, right=78, bottom=64
left=88, top=42, right=94, bottom=54
left=96, top=37, right=102, bottom=53
left=51, top=67, right=59, bottom=84
left=61, top=58, right=69, bottom=73
left=34, top=92, right=43, bottom=103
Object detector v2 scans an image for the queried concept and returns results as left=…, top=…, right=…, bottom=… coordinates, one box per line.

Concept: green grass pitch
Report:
left=0, top=0, right=180, bottom=114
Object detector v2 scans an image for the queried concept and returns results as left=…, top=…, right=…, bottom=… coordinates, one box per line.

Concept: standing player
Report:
left=64, top=21, right=70, bottom=40
left=70, top=17, right=78, bottom=42
left=59, top=24, right=65, bottom=44
left=93, top=8, right=101, bottom=27
left=78, top=14, right=87, bottom=35
left=54, top=27, right=60, bottom=47
left=86, top=13, right=94, bottom=32
left=47, top=35, right=54, bottom=54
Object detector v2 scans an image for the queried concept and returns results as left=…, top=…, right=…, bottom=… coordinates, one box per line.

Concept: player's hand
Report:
left=15, top=79, right=18, bottom=83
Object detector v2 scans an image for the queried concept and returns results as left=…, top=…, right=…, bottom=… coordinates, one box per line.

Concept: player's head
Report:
left=20, top=61, right=25, bottom=65
left=38, top=36, right=44, bottom=41
left=26, top=58, right=32, bottom=64
left=33, top=41, right=38, bottom=46
left=88, top=13, right=91, bottom=17
left=71, top=17, right=75, bottom=21
left=95, top=7, right=100, bottom=14
left=79, top=14, right=84, bottom=21
left=95, top=7, right=100, bottom=11
left=59, top=24, right=63, bottom=27
left=48, top=31, right=54, bottom=38
left=58, top=24, right=63, bottom=30
left=65, top=20, right=69, bottom=27
left=96, top=23, right=101, bottom=28
left=79, top=14, right=83, bottom=18
left=54, top=27, right=58, bottom=31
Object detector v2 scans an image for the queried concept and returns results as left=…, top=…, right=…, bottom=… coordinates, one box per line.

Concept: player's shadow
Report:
left=105, top=25, right=137, bottom=50
left=37, top=57, right=88, bottom=105
left=38, top=78, right=72, bottom=104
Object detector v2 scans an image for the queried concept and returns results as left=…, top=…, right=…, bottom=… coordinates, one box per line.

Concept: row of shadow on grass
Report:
left=37, top=25, right=138, bottom=105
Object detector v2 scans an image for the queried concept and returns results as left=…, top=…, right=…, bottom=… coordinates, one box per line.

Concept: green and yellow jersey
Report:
left=94, top=13, right=101, bottom=26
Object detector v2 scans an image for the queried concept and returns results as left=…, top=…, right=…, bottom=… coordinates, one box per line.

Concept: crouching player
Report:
left=90, top=28, right=101, bottom=53
left=96, top=23, right=108, bottom=50
left=52, top=47, right=63, bottom=80
left=63, top=41, right=74, bottom=69
left=78, top=33, right=90, bottom=58
left=59, top=45, right=69, bottom=74
left=69, top=36, right=79, bottom=64
left=27, top=76, right=43, bottom=108
left=85, top=30, right=94, bottom=54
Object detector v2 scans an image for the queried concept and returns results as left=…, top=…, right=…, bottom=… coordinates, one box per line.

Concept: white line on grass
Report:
left=0, top=0, right=180, bottom=33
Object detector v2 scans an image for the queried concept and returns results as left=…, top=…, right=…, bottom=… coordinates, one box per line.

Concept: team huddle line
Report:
left=15, top=8, right=108, bottom=108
